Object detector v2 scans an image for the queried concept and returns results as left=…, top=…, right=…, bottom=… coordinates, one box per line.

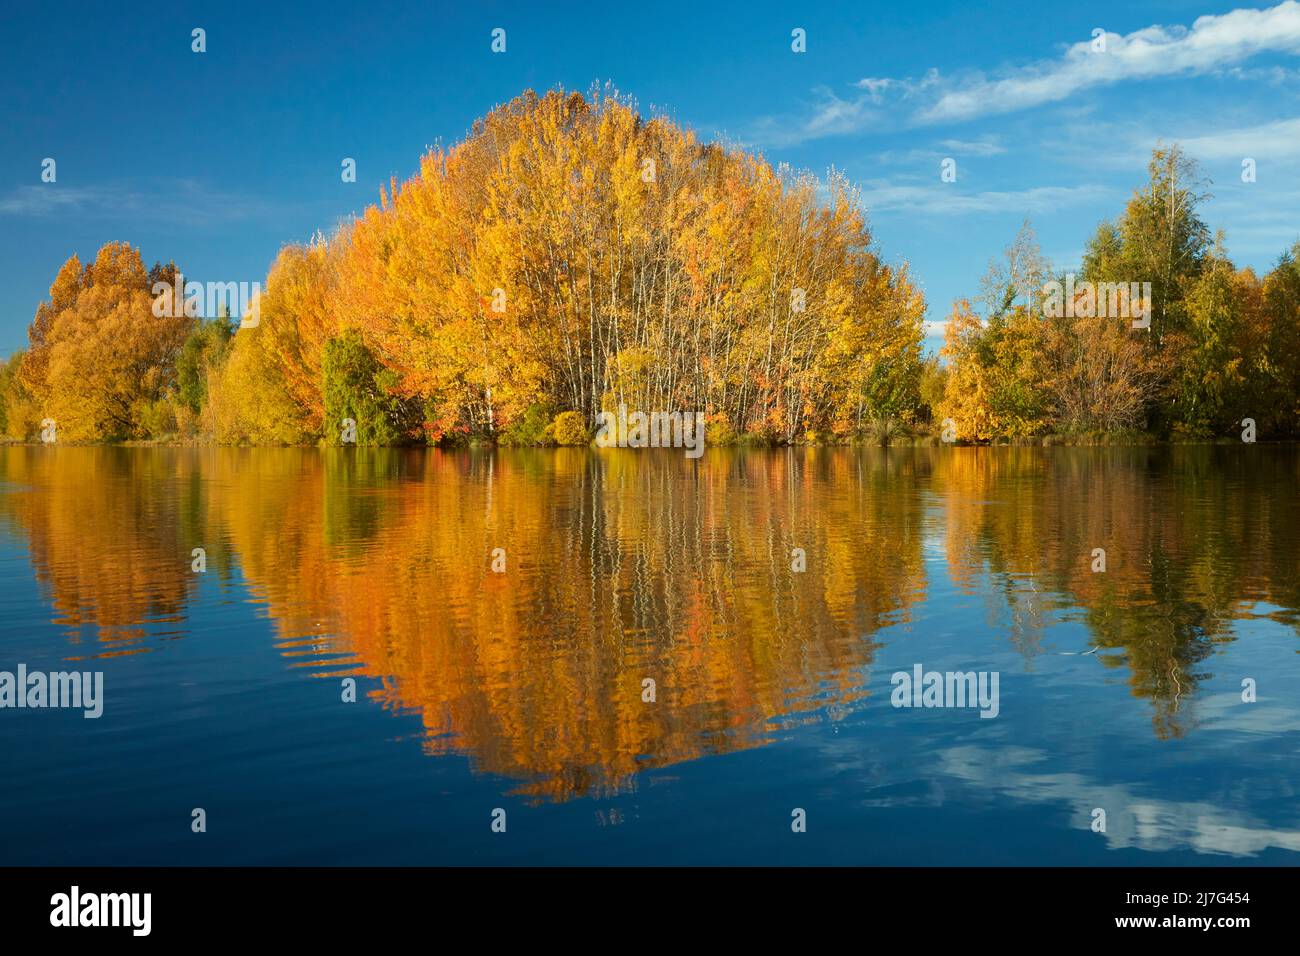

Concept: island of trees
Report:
left=1, top=89, right=1297, bottom=446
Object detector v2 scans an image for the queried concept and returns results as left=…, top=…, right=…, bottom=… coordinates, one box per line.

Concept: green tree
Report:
left=1114, top=144, right=1211, bottom=344
left=176, top=313, right=234, bottom=415
left=321, top=330, right=422, bottom=446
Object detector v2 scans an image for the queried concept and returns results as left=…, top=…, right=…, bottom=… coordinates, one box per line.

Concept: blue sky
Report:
left=3, top=0, right=1300, bottom=354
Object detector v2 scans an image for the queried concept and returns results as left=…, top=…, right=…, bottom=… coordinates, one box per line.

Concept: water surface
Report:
left=0, top=445, right=1296, bottom=864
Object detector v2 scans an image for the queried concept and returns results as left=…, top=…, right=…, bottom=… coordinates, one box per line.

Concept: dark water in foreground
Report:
left=0, top=444, right=1296, bottom=865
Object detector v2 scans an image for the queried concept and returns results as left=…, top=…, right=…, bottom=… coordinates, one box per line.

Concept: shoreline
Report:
left=0, top=434, right=1284, bottom=450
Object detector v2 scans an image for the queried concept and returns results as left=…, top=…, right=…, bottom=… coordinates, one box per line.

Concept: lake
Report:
left=0, top=444, right=1297, bottom=865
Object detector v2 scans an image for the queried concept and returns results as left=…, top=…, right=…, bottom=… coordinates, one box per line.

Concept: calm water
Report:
left=0, top=444, right=1297, bottom=865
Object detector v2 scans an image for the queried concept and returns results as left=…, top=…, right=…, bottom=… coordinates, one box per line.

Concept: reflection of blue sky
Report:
left=589, top=450, right=1289, bottom=860
left=788, top=544, right=1300, bottom=859
left=938, top=745, right=1300, bottom=857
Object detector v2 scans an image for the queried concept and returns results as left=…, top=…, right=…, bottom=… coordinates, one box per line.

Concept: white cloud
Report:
left=1218, top=63, right=1300, bottom=81
left=0, top=187, right=101, bottom=216
left=936, top=136, right=1006, bottom=156
left=749, top=87, right=881, bottom=147
left=871, top=136, right=1005, bottom=165
left=0, top=180, right=325, bottom=224
left=855, top=77, right=898, bottom=103
left=920, top=1, right=1300, bottom=123
left=752, top=5, right=1300, bottom=147
left=855, top=69, right=940, bottom=103
left=749, top=71, right=942, bottom=147
left=860, top=182, right=1112, bottom=217
left=1176, top=116, right=1300, bottom=160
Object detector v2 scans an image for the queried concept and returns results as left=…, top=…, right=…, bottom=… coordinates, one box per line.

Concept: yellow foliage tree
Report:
left=335, top=87, right=925, bottom=442
left=18, top=243, right=190, bottom=441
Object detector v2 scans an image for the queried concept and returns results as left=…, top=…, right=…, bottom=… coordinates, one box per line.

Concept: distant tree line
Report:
left=1, top=96, right=1296, bottom=446
left=940, top=146, right=1300, bottom=441
left=0, top=88, right=925, bottom=446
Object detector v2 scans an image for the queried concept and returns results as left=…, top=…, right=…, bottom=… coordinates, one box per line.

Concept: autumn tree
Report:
left=939, top=299, right=999, bottom=441
left=942, top=146, right=1300, bottom=441
left=335, top=87, right=926, bottom=444
left=1259, top=244, right=1300, bottom=435
left=17, top=243, right=191, bottom=441
left=0, top=351, right=30, bottom=439
left=980, top=220, right=1051, bottom=320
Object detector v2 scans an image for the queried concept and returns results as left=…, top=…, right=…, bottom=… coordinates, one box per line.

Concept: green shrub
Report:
left=321, top=330, right=423, bottom=445
left=499, top=403, right=556, bottom=446
left=135, top=396, right=177, bottom=440
left=705, top=416, right=738, bottom=446
left=176, top=316, right=233, bottom=415
left=551, top=410, right=590, bottom=446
